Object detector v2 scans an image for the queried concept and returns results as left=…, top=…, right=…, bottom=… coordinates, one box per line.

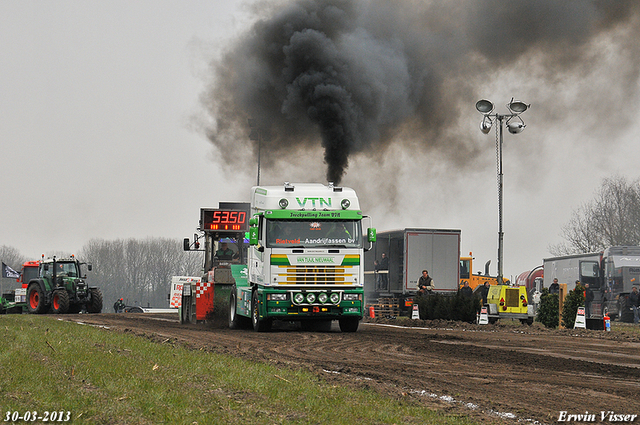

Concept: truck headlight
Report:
left=318, top=293, right=328, bottom=303
left=268, top=293, right=288, bottom=301
left=306, top=293, right=316, bottom=304
left=294, top=293, right=305, bottom=304
left=343, top=293, right=360, bottom=301
left=329, top=293, right=341, bottom=304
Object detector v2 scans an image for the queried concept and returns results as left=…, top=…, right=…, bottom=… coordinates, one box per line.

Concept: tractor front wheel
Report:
left=27, top=284, right=48, bottom=314
left=52, top=290, right=70, bottom=314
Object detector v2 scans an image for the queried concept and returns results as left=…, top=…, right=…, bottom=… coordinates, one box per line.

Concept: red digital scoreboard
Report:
left=200, top=209, right=249, bottom=232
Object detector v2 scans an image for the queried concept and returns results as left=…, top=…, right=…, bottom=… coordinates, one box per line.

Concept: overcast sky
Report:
left=2, top=1, right=640, bottom=281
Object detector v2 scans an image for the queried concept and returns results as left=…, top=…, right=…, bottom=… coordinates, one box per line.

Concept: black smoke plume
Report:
left=203, top=0, right=640, bottom=185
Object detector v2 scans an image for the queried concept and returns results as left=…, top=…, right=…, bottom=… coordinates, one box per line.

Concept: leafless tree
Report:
left=550, top=176, right=640, bottom=255
left=79, top=238, right=204, bottom=309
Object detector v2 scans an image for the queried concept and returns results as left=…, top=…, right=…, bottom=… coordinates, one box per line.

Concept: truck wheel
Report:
left=229, top=286, right=249, bottom=329
left=125, top=306, right=144, bottom=313
left=27, top=283, right=48, bottom=314
left=52, top=290, right=70, bottom=314
left=86, top=288, right=103, bottom=313
left=251, top=291, right=271, bottom=332
left=338, top=317, right=359, bottom=332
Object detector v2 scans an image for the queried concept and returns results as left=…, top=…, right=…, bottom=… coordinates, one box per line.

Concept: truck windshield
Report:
left=610, top=255, right=640, bottom=268
left=607, top=256, right=640, bottom=292
left=266, top=219, right=362, bottom=248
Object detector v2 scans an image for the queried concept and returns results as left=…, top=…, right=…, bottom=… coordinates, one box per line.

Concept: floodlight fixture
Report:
left=507, top=121, right=525, bottom=134
left=475, top=99, right=494, bottom=114
left=480, top=116, right=493, bottom=134
left=507, top=99, right=529, bottom=114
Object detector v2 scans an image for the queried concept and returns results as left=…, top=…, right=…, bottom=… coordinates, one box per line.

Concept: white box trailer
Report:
left=543, top=253, right=601, bottom=293
left=365, top=228, right=461, bottom=307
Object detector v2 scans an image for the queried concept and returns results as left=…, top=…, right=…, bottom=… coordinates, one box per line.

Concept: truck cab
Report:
left=234, top=182, right=375, bottom=332
left=459, top=253, right=498, bottom=292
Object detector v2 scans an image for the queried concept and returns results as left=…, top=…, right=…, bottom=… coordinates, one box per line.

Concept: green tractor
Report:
left=26, top=256, right=103, bottom=314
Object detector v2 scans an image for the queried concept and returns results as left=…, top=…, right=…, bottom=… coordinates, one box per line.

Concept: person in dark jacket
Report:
left=378, top=253, right=389, bottom=290
left=417, top=270, right=434, bottom=296
left=460, top=281, right=473, bottom=298
left=113, top=298, right=125, bottom=313
left=549, top=278, right=560, bottom=294
left=584, top=283, right=594, bottom=318
left=480, top=282, right=490, bottom=305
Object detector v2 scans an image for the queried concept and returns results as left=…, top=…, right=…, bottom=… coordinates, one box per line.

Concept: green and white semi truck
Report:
left=229, top=182, right=376, bottom=332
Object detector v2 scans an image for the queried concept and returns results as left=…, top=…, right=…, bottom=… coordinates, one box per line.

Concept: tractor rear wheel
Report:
left=52, top=290, right=70, bottom=314
left=86, top=288, right=103, bottom=313
left=27, top=283, right=49, bottom=314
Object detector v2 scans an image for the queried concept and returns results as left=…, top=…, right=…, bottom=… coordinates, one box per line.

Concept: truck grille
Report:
left=275, top=265, right=355, bottom=285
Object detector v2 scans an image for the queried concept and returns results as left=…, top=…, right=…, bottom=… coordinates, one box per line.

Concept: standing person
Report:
left=629, top=286, right=639, bottom=324
left=584, top=283, right=594, bottom=318
left=460, top=281, right=473, bottom=298
left=480, top=281, right=490, bottom=305
left=379, top=253, right=389, bottom=291
left=417, top=270, right=434, bottom=296
left=549, top=278, right=560, bottom=294
left=113, top=298, right=125, bottom=313
left=373, top=259, right=381, bottom=291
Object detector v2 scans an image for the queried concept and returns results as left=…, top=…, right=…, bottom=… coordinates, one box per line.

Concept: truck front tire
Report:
left=338, top=317, right=359, bottom=332
left=251, top=291, right=271, bottom=332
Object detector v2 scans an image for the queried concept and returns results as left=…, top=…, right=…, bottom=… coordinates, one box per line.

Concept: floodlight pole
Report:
left=496, top=114, right=505, bottom=285
left=476, top=99, right=529, bottom=285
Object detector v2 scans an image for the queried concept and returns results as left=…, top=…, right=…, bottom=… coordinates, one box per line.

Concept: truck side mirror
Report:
left=367, top=228, right=377, bottom=242
left=183, top=238, right=190, bottom=251
left=249, top=227, right=259, bottom=246
left=87, top=264, right=92, bottom=271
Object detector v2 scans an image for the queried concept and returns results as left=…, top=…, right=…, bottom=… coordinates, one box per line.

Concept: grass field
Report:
left=0, top=315, right=480, bottom=425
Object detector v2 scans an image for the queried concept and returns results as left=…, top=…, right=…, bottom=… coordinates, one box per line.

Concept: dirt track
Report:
left=64, top=313, right=640, bottom=424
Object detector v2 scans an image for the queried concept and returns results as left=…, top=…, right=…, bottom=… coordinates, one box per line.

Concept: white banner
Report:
left=574, top=306, right=586, bottom=329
